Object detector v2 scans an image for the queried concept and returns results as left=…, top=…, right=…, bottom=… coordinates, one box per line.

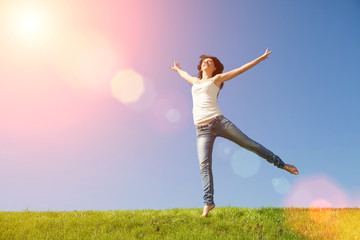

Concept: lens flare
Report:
left=148, top=91, right=189, bottom=135
left=214, top=139, right=234, bottom=162
left=272, top=177, right=290, bottom=194
left=284, top=175, right=359, bottom=239
left=111, top=69, right=145, bottom=103
left=224, top=147, right=231, bottom=154
left=309, top=199, right=333, bottom=223
left=166, top=108, right=181, bottom=123
left=230, top=149, right=261, bottom=178
left=119, top=77, right=156, bottom=112
left=284, top=174, right=348, bottom=208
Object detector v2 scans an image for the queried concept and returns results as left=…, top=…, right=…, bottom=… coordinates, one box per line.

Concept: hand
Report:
left=261, top=48, right=272, bottom=60
left=169, top=61, right=181, bottom=71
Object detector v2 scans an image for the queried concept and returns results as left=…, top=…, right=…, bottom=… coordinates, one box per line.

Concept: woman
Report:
left=169, top=49, right=299, bottom=217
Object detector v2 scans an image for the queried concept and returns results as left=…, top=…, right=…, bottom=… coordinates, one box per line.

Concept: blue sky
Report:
left=0, top=0, right=359, bottom=211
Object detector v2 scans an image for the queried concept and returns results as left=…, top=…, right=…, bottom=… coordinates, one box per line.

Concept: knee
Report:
left=243, top=140, right=261, bottom=152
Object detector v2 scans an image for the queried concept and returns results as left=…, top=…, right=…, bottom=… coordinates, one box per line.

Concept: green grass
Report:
left=0, top=207, right=359, bottom=239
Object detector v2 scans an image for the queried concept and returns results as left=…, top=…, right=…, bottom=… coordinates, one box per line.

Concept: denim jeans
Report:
left=195, top=115, right=285, bottom=206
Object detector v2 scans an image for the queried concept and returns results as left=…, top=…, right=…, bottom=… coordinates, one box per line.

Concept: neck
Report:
left=201, top=70, right=213, bottom=81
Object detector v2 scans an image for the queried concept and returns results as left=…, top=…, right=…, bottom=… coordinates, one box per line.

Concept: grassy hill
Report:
left=0, top=207, right=359, bottom=239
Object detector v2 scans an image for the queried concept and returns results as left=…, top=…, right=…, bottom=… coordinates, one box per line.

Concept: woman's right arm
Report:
left=169, top=61, right=198, bottom=85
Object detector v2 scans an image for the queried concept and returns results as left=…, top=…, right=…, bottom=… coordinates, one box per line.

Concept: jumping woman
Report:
left=169, top=49, right=299, bottom=217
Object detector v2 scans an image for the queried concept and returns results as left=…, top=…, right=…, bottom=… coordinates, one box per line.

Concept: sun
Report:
left=19, top=10, right=42, bottom=35
left=3, top=2, right=53, bottom=45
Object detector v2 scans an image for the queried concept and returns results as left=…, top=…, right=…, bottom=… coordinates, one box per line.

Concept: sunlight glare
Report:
left=20, top=12, right=39, bottom=33
left=310, top=199, right=333, bottom=223
left=54, top=28, right=117, bottom=95
left=4, top=2, right=51, bottom=43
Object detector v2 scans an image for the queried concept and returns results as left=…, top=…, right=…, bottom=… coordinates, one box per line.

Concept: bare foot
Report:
left=283, top=164, right=299, bottom=175
left=200, top=204, right=215, bottom=217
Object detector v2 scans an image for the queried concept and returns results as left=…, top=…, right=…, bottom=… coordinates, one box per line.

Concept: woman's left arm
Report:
left=216, top=48, right=272, bottom=83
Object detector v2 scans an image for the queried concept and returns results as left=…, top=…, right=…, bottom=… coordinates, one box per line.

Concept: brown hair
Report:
left=197, top=55, right=224, bottom=92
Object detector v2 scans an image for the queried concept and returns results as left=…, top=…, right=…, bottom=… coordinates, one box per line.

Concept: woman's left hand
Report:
left=261, top=48, right=272, bottom=60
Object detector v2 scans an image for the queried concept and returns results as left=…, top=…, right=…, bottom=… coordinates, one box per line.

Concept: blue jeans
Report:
left=195, top=115, right=285, bottom=206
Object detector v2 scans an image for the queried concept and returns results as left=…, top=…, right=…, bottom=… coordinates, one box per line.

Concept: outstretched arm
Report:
left=169, top=61, right=198, bottom=85
left=216, top=48, right=272, bottom=83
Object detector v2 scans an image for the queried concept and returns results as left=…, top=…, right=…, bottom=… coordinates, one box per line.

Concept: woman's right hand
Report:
left=169, top=61, right=181, bottom=71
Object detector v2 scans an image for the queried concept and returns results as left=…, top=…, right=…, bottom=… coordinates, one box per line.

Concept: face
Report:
left=201, top=58, right=216, bottom=72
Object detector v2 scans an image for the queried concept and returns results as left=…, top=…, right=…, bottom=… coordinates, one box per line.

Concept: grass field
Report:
left=0, top=207, right=359, bottom=239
